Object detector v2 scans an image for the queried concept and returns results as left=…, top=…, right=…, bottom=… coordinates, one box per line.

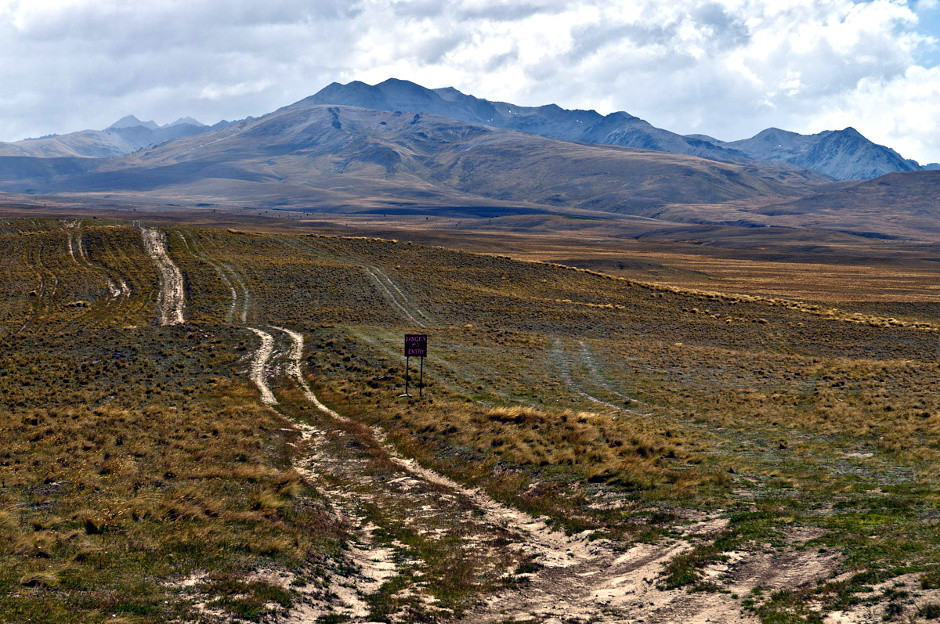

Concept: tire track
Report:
left=578, top=340, right=653, bottom=412
left=363, top=265, right=431, bottom=327
left=248, top=327, right=277, bottom=405
left=552, top=338, right=651, bottom=416
left=64, top=222, right=89, bottom=268
left=276, top=326, right=604, bottom=565
left=179, top=231, right=251, bottom=324
left=66, top=227, right=132, bottom=305
left=15, top=246, right=45, bottom=335
left=140, top=227, right=185, bottom=326
left=178, top=231, right=238, bottom=323
left=105, top=278, right=131, bottom=302
left=97, top=230, right=150, bottom=322
left=271, top=325, right=341, bottom=417
left=263, top=326, right=405, bottom=619
left=66, top=231, right=78, bottom=264
left=273, top=237, right=431, bottom=328
left=224, top=262, right=251, bottom=323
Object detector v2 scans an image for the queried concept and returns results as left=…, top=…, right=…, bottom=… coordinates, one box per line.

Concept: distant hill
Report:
left=716, top=127, right=921, bottom=181
left=0, top=156, right=98, bottom=194
left=305, top=79, right=927, bottom=180
left=0, top=116, right=223, bottom=159
left=752, top=170, right=940, bottom=238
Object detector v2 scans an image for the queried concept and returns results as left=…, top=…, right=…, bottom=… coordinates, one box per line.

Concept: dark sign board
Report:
left=405, top=334, right=427, bottom=357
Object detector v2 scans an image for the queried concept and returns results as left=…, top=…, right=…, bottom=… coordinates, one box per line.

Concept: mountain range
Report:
left=0, top=115, right=229, bottom=159
left=0, top=78, right=936, bottom=243
left=304, top=79, right=933, bottom=180
left=0, top=104, right=823, bottom=215
left=1, top=78, right=934, bottom=180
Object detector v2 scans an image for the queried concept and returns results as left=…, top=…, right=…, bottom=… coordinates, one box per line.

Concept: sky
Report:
left=1, top=0, right=938, bottom=163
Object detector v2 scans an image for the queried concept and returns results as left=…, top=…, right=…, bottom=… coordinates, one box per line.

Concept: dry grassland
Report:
left=0, top=218, right=937, bottom=623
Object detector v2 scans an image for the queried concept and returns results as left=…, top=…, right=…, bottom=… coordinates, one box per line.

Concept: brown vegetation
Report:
left=0, top=217, right=937, bottom=622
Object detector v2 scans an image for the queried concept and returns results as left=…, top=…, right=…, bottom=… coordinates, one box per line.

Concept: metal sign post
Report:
left=404, top=354, right=410, bottom=397
left=403, top=334, right=427, bottom=398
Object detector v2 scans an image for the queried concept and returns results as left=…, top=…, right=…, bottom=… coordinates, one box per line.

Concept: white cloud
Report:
left=810, top=65, right=940, bottom=164
left=0, top=0, right=937, bottom=162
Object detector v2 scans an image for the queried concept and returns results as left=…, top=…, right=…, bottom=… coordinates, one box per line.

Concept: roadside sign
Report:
left=403, top=334, right=428, bottom=398
left=405, top=334, right=427, bottom=357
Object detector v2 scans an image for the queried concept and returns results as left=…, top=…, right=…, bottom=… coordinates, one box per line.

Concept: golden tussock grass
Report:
left=1, top=219, right=938, bottom=620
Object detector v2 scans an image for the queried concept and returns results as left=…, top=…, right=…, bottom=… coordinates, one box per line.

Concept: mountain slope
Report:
left=722, top=127, right=920, bottom=180
left=753, top=170, right=940, bottom=238
left=304, top=79, right=923, bottom=180
left=0, top=117, right=217, bottom=159
left=304, top=78, right=750, bottom=163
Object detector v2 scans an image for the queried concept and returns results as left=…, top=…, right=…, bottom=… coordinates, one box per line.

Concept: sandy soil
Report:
left=247, top=327, right=277, bottom=405
left=272, top=325, right=341, bottom=418
left=823, top=573, right=940, bottom=623
left=140, top=227, right=185, bottom=325
left=453, top=522, right=846, bottom=623
left=285, top=420, right=409, bottom=622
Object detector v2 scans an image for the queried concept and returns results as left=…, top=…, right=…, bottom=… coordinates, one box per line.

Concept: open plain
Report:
left=0, top=203, right=937, bottom=623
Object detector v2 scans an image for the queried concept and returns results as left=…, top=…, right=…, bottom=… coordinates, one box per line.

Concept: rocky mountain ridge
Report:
left=305, top=78, right=935, bottom=180
left=717, top=127, right=921, bottom=180
left=0, top=115, right=227, bottom=159
left=1, top=78, right=934, bottom=180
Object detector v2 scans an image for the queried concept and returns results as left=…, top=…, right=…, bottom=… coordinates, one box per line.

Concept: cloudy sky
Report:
left=1, top=0, right=938, bottom=163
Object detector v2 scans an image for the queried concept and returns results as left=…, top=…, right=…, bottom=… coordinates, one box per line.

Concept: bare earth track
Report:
left=140, top=226, right=185, bottom=325
left=552, top=337, right=651, bottom=416
left=248, top=327, right=277, bottom=405
left=178, top=230, right=251, bottom=323
left=363, top=265, right=433, bottom=327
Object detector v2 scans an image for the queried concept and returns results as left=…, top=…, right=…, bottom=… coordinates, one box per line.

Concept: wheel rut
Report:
left=231, top=270, right=835, bottom=622
left=65, top=224, right=132, bottom=305
left=552, top=337, right=652, bottom=416
left=178, top=231, right=250, bottom=323
left=363, top=265, right=432, bottom=327
left=140, top=227, right=185, bottom=326
left=247, top=327, right=277, bottom=405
